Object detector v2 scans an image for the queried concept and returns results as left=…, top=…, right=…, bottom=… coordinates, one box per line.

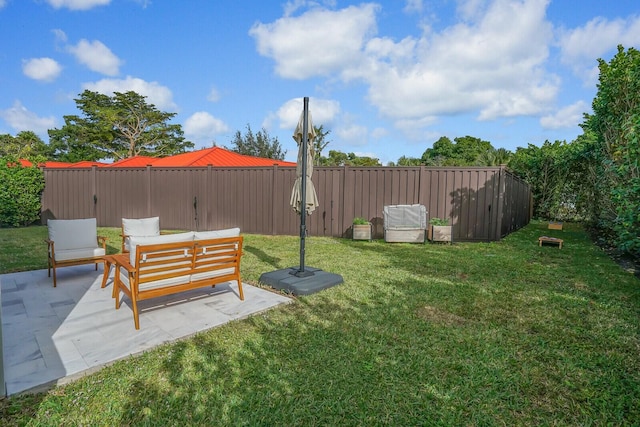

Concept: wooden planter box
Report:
left=548, top=222, right=563, bottom=230
left=384, top=228, right=425, bottom=243
left=430, top=225, right=452, bottom=243
left=353, top=223, right=372, bottom=240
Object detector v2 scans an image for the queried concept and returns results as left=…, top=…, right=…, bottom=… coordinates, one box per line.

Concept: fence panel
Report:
left=41, top=165, right=530, bottom=241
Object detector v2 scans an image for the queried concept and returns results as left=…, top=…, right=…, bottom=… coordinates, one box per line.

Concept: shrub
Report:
left=353, top=217, right=369, bottom=225
left=0, top=156, right=45, bottom=227
left=429, top=217, right=449, bottom=226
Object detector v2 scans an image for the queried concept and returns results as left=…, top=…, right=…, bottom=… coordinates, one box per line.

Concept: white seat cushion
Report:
left=194, top=227, right=240, bottom=240
left=48, top=218, right=99, bottom=251
left=191, top=267, right=235, bottom=282
left=54, top=247, right=105, bottom=261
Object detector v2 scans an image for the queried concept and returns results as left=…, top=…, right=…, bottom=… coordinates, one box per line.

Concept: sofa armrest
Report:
left=113, top=253, right=134, bottom=273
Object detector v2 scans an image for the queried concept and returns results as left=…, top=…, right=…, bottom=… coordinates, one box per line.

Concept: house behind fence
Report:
left=41, top=165, right=531, bottom=241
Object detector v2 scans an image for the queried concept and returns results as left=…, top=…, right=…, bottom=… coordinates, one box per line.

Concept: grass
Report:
left=1, top=221, right=639, bottom=425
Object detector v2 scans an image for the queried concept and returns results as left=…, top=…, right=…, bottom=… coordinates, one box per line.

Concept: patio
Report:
left=1, top=264, right=291, bottom=396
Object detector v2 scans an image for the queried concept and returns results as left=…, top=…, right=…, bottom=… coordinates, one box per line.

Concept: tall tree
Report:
left=313, top=125, right=331, bottom=166
left=0, top=131, right=52, bottom=159
left=422, top=135, right=494, bottom=166
left=228, top=124, right=285, bottom=160
left=475, top=147, right=512, bottom=166
left=48, top=90, right=192, bottom=162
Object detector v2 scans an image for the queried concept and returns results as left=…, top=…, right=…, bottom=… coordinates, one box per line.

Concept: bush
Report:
left=429, top=217, right=449, bottom=226
left=353, top=217, right=369, bottom=225
left=0, top=156, right=45, bottom=227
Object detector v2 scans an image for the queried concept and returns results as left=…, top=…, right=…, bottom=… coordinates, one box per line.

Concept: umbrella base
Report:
left=259, top=267, right=343, bottom=296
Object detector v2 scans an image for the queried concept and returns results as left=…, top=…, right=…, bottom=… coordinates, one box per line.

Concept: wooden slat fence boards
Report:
left=41, top=165, right=531, bottom=241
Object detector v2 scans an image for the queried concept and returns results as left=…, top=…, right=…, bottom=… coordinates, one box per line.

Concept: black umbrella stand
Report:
left=259, top=97, right=343, bottom=296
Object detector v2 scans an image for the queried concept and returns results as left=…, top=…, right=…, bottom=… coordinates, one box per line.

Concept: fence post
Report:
left=146, top=165, right=152, bottom=217
left=494, top=166, right=506, bottom=240
left=272, top=164, right=278, bottom=235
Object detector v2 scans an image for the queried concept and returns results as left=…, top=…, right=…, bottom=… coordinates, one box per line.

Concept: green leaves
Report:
left=48, top=90, right=193, bottom=162
left=229, top=124, right=286, bottom=160
left=0, top=156, right=45, bottom=227
left=580, top=46, right=640, bottom=256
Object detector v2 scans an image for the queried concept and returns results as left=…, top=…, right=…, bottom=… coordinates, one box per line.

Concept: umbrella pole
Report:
left=297, top=96, right=310, bottom=276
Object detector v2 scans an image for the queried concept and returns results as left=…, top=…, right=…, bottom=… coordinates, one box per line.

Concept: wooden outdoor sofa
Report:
left=113, top=228, right=244, bottom=329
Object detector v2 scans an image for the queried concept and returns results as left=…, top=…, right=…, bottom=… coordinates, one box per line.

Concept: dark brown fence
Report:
left=41, top=165, right=530, bottom=241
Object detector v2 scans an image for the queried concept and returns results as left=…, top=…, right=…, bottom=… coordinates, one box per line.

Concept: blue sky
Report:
left=1, top=0, right=639, bottom=164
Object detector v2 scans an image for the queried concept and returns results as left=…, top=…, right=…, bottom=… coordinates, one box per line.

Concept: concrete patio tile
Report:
left=1, top=265, right=292, bottom=396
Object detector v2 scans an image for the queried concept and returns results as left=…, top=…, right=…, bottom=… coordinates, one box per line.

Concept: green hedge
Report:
left=0, top=156, right=45, bottom=227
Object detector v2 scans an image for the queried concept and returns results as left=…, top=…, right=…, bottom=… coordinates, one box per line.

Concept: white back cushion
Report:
left=194, top=227, right=240, bottom=240
left=129, top=232, right=195, bottom=266
left=48, top=218, right=98, bottom=250
left=122, top=217, right=160, bottom=237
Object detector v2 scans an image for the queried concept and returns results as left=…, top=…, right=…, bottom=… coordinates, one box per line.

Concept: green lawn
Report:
left=1, top=221, right=639, bottom=425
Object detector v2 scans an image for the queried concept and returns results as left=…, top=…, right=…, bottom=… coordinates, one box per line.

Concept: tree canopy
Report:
left=318, top=150, right=381, bottom=166
left=0, top=131, right=51, bottom=159
left=313, top=125, right=331, bottom=166
left=422, top=136, right=495, bottom=166
left=48, top=90, right=192, bottom=162
left=228, top=124, right=285, bottom=160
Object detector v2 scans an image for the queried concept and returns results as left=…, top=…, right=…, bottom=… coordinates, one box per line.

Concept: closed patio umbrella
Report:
left=289, top=97, right=317, bottom=276
left=290, top=106, right=318, bottom=215
left=258, top=96, right=343, bottom=293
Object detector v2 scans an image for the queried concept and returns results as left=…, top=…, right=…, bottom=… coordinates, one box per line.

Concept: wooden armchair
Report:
left=45, top=218, right=107, bottom=287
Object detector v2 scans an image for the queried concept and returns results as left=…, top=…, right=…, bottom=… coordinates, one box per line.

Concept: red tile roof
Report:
left=18, top=159, right=73, bottom=168
left=149, top=147, right=295, bottom=167
left=105, top=156, right=160, bottom=167
left=25, top=147, right=296, bottom=169
left=69, top=161, right=108, bottom=167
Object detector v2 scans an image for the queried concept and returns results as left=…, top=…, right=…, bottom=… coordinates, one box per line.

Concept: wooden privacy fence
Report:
left=41, top=165, right=531, bottom=242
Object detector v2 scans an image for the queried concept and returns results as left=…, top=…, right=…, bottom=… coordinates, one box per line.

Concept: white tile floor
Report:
left=1, top=264, right=291, bottom=396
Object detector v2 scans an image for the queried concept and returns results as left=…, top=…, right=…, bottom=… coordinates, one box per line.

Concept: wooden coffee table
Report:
left=101, top=255, right=117, bottom=289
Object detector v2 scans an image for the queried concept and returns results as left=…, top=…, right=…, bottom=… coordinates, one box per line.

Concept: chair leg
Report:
left=132, top=296, right=140, bottom=330
left=237, top=279, right=244, bottom=301
left=52, top=265, right=57, bottom=288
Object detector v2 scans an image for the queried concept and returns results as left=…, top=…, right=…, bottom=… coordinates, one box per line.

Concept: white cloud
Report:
left=45, top=0, right=110, bottom=10
left=22, top=58, right=62, bottom=82
left=83, top=76, right=177, bottom=111
left=0, top=0, right=6, bottom=10
left=67, top=39, right=122, bottom=75
left=371, top=127, right=388, bottom=139
left=403, top=0, right=423, bottom=14
left=207, top=87, right=221, bottom=102
left=250, top=4, right=379, bottom=79
left=184, top=112, right=229, bottom=140
left=558, top=15, right=640, bottom=83
left=255, top=0, right=559, bottom=132
left=0, top=101, right=56, bottom=134
left=366, top=0, right=557, bottom=122
left=276, top=97, right=341, bottom=130
left=540, top=100, right=588, bottom=129
left=336, top=122, right=368, bottom=146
